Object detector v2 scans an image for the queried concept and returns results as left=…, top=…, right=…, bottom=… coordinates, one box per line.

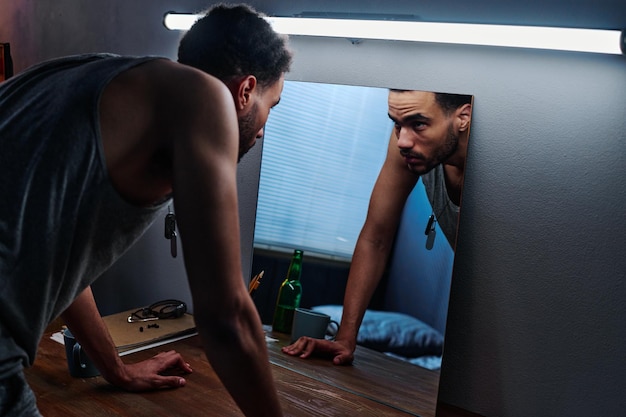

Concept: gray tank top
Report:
left=0, top=54, right=168, bottom=376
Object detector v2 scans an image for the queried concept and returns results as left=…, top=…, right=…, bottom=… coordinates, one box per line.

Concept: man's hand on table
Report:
left=105, top=350, right=193, bottom=392
left=281, top=337, right=355, bottom=365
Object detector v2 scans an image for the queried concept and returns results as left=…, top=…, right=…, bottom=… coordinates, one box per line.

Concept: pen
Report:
left=248, top=270, right=264, bottom=294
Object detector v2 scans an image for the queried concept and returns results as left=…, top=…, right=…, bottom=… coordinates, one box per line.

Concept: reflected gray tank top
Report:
left=422, top=164, right=460, bottom=248
left=0, top=54, right=168, bottom=376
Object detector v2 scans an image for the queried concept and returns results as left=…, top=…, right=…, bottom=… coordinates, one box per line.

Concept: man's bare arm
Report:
left=166, top=67, right=282, bottom=417
left=61, top=287, right=193, bottom=390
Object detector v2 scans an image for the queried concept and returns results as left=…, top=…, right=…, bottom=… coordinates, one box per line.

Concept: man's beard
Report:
left=237, top=103, right=259, bottom=163
left=403, top=123, right=459, bottom=176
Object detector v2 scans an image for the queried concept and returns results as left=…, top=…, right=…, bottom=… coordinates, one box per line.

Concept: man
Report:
left=0, top=4, right=291, bottom=416
left=282, top=89, right=472, bottom=365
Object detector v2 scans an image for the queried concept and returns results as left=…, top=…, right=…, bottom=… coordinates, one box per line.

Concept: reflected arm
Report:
left=335, top=131, right=418, bottom=355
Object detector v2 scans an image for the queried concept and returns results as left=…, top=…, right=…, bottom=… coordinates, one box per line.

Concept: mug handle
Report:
left=73, top=343, right=87, bottom=369
left=326, top=320, right=340, bottom=340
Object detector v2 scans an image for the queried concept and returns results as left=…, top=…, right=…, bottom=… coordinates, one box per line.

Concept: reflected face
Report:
left=388, top=91, right=459, bottom=175
left=238, top=75, right=285, bottom=161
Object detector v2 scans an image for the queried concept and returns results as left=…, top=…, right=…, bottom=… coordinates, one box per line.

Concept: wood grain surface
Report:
left=26, top=327, right=440, bottom=416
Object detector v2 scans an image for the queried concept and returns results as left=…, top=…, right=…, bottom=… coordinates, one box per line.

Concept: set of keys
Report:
left=164, top=206, right=177, bottom=258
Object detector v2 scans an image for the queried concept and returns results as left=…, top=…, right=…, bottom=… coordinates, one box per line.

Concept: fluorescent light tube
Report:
left=163, top=13, right=199, bottom=30
left=163, top=13, right=623, bottom=55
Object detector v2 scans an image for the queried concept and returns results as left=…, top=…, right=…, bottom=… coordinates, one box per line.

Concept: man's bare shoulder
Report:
left=103, top=58, right=235, bottom=138
left=99, top=59, right=237, bottom=205
left=116, top=59, right=229, bottom=104
left=139, top=59, right=215, bottom=83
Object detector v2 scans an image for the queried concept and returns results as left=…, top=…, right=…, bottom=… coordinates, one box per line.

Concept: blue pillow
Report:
left=312, top=305, right=443, bottom=358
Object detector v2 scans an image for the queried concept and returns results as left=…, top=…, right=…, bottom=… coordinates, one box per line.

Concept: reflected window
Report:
left=255, top=81, right=393, bottom=260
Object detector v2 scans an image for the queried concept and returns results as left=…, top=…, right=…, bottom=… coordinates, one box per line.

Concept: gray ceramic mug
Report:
left=291, top=308, right=340, bottom=342
left=63, top=328, right=100, bottom=378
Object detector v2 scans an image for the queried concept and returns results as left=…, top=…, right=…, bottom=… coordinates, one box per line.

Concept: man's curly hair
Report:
left=178, top=3, right=293, bottom=89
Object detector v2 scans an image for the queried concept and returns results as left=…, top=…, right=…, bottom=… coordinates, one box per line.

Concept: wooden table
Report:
left=25, top=328, right=440, bottom=416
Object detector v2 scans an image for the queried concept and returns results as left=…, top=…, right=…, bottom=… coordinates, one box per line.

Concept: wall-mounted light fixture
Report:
left=163, top=13, right=625, bottom=55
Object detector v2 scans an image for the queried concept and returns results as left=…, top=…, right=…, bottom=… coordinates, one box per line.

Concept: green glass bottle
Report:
left=272, top=249, right=303, bottom=334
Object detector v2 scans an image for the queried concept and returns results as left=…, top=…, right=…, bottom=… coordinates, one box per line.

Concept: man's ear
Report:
left=456, top=103, right=472, bottom=132
left=235, top=75, right=258, bottom=111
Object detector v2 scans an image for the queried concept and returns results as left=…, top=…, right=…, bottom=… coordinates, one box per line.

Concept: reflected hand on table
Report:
left=282, top=337, right=354, bottom=365
left=107, top=350, right=193, bottom=392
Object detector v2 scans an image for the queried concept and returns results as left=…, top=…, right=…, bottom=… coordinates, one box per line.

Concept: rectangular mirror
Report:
left=251, top=80, right=473, bottom=414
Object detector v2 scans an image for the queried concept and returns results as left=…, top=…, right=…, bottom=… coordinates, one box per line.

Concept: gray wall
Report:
left=2, top=1, right=625, bottom=416
left=281, top=36, right=626, bottom=416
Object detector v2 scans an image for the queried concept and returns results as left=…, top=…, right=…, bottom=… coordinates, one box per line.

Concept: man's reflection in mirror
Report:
left=282, top=90, right=472, bottom=364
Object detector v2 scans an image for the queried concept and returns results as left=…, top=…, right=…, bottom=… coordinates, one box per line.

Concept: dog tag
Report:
left=425, top=228, right=436, bottom=250
left=170, top=230, right=177, bottom=258
left=165, top=212, right=176, bottom=239
left=164, top=209, right=177, bottom=258
left=424, top=214, right=435, bottom=235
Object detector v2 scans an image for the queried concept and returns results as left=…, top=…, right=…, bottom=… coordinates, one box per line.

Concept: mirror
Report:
left=250, top=79, right=472, bottom=409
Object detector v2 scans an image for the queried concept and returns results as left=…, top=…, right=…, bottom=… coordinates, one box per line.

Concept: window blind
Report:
left=254, top=81, right=393, bottom=260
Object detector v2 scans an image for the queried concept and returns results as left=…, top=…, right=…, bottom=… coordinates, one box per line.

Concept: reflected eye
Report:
left=412, top=121, right=426, bottom=131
